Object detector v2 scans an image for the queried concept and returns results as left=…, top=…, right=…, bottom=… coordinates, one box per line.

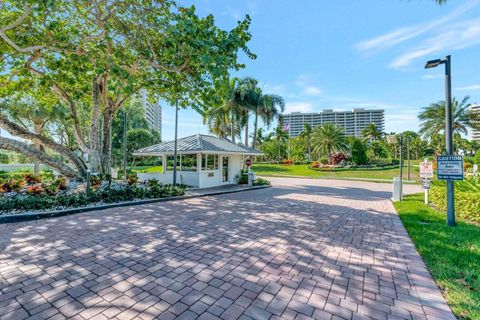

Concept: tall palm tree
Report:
left=251, top=93, right=285, bottom=149
left=410, top=137, right=428, bottom=159
left=311, top=123, right=348, bottom=164
left=418, top=96, right=480, bottom=138
left=299, top=123, right=313, bottom=161
left=361, top=123, right=382, bottom=141
left=274, top=123, right=289, bottom=161
left=225, top=78, right=244, bottom=143
left=236, top=77, right=259, bottom=147
left=253, top=127, right=266, bottom=149
left=203, top=105, right=230, bottom=139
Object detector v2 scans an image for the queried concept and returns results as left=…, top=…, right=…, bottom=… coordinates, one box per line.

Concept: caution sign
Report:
left=437, top=155, right=463, bottom=180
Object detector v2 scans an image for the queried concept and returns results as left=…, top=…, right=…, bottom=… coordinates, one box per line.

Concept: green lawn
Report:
left=251, top=163, right=420, bottom=182
left=132, top=165, right=163, bottom=173
left=394, top=195, right=480, bottom=319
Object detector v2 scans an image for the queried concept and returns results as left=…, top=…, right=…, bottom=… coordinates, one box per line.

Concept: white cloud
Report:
left=457, top=84, right=480, bottom=91
left=303, top=86, right=322, bottom=96
left=263, top=83, right=290, bottom=97
left=356, top=0, right=480, bottom=55
left=390, top=18, right=480, bottom=69
left=284, top=101, right=313, bottom=113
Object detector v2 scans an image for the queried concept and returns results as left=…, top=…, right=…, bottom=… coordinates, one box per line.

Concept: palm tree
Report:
left=410, top=137, right=428, bottom=159
left=251, top=93, right=285, bottom=149
left=361, top=123, right=382, bottom=141
left=418, top=96, right=480, bottom=138
left=253, top=127, right=266, bottom=149
left=203, top=105, right=230, bottom=139
left=311, top=123, right=348, bottom=164
left=299, top=123, right=313, bottom=161
left=225, top=78, right=245, bottom=143
left=235, top=77, right=259, bottom=146
left=274, top=123, right=289, bottom=161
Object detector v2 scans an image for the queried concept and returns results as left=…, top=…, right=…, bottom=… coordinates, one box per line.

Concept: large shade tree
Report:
left=0, top=0, right=254, bottom=177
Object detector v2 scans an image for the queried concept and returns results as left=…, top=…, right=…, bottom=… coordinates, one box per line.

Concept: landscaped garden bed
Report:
left=430, top=177, right=480, bottom=223
left=0, top=170, right=185, bottom=215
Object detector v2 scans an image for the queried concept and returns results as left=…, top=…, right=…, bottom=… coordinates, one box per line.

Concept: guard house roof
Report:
left=133, top=134, right=263, bottom=156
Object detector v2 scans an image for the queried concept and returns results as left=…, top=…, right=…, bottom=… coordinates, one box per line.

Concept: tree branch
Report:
left=27, top=66, right=90, bottom=153
left=0, top=136, right=80, bottom=178
left=0, top=115, right=87, bottom=176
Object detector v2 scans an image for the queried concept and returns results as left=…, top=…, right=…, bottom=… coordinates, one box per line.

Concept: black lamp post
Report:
left=425, top=55, right=455, bottom=226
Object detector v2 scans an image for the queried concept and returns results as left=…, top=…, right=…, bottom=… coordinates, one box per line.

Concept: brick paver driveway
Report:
left=0, top=178, right=455, bottom=320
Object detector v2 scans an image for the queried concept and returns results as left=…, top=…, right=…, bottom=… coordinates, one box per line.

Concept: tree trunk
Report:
left=252, top=111, right=259, bottom=149
left=33, top=122, right=43, bottom=176
left=244, top=112, right=249, bottom=147
left=89, top=76, right=102, bottom=173
left=307, top=140, right=311, bottom=162
left=0, top=115, right=87, bottom=176
left=101, top=108, right=113, bottom=175
left=0, top=136, right=79, bottom=178
left=231, top=112, right=236, bottom=143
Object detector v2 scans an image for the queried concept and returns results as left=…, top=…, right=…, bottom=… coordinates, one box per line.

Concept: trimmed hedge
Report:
left=0, top=184, right=185, bottom=213
left=430, top=186, right=480, bottom=223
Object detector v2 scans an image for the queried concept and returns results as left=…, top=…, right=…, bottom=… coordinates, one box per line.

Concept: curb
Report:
left=256, top=174, right=418, bottom=184
left=0, top=185, right=271, bottom=224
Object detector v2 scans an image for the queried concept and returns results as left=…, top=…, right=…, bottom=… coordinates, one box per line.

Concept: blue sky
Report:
left=162, top=0, right=480, bottom=140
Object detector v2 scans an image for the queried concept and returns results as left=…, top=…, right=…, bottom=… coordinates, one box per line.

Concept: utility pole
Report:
left=399, top=135, right=403, bottom=201
left=173, top=100, right=179, bottom=186
left=407, top=138, right=411, bottom=181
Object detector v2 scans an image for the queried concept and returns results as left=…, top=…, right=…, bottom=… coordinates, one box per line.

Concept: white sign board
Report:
left=419, top=161, right=433, bottom=179
left=422, top=178, right=431, bottom=190
left=437, top=155, right=464, bottom=180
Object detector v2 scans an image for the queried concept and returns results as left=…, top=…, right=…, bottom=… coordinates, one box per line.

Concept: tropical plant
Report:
left=361, top=123, right=382, bottom=141
left=409, top=137, right=428, bottom=159
left=418, top=96, right=480, bottom=138
left=367, top=140, right=388, bottom=160
left=311, top=123, right=348, bottom=164
left=299, top=124, right=313, bottom=161
left=235, top=77, right=259, bottom=146
left=250, top=90, right=285, bottom=149
left=350, top=139, right=368, bottom=165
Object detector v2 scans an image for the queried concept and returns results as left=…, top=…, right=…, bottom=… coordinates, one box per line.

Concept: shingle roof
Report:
left=133, top=134, right=263, bottom=156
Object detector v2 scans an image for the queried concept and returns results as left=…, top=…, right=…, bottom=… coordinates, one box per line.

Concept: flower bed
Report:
left=308, top=162, right=398, bottom=171
left=0, top=170, right=186, bottom=215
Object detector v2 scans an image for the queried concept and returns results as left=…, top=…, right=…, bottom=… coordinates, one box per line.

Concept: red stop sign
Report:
left=245, top=159, right=252, bottom=167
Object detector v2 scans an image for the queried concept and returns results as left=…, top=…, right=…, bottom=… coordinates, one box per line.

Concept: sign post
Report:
left=419, top=159, right=433, bottom=204
left=437, top=155, right=464, bottom=226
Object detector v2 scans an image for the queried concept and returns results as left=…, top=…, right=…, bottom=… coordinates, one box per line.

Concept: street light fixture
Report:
left=424, top=55, right=455, bottom=226
left=424, top=59, right=443, bottom=69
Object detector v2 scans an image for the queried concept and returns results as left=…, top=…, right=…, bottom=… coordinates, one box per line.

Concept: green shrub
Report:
left=253, top=177, right=271, bottom=186
left=430, top=185, right=480, bottom=223
left=475, top=152, right=480, bottom=165
left=0, top=183, right=186, bottom=213
left=351, top=139, right=368, bottom=165
left=0, top=153, right=9, bottom=164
